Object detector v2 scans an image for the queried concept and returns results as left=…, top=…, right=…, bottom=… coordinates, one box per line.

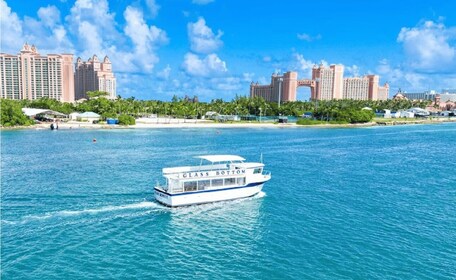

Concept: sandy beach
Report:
left=2, top=117, right=456, bottom=130
left=32, top=120, right=299, bottom=130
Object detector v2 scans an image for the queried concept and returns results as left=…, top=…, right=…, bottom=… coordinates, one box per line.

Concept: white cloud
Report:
left=397, top=20, right=456, bottom=72
left=210, top=77, right=242, bottom=91
left=145, top=0, right=160, bottom=18
left=66, top=0, right=120, bottom=44
left=157, top=64, right=171, bottom=79
left=77, top=21, right=102, bottom=54
left=345, top=65, right=360, bottom=77
left=294, top=53, right=316, bottom=77
left=0, top=0, right=72, bottom=55
left=65, top=0, right=122, bottom=61
left=403, top=72, right=426, bottom=89
left=182, top=52, right=227, bottom=77
left=376, top=59, right=404, bottom=83
left=64, top=1, right=168, bottom=73
left=192, top=0, right=214, bottom=5
left=242, top=72, right=255, bottom=82
left=20, top=5, right=74, bottom=54
left=172, top=79, right=181, bottom=88
left=124, top=6, right=168, bottom=50
left=257, top=76, right=268, bottom=85
left=0, top=0, right=24, bottom=52
left=375, top=58, right=435, bottom=92
left=37, top=5, right=60, bottom=28
left=297, top=33, right=321, bottom=42
left=188, top=17, right=223, bottom=54
left=121, top=6, right=168, bottom=72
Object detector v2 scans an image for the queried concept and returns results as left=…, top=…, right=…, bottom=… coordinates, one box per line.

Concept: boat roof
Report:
left=195, top=155, right=245, bottom=163
left=233, top=162, right=264, bottom=168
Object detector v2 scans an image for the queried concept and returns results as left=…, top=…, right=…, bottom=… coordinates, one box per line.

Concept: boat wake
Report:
left=167, top=191, right=267, bottom=217
left=56, top=201, right=163, bottom=216
left=2, top=201, right=165, bottom=225
left=2, top=192, right=267, bottom=225
left=255, top=191, right=267, bottom=198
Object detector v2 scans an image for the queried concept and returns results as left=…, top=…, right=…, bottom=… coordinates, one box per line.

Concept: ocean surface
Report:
left=1, top=124, right=456, bottom=279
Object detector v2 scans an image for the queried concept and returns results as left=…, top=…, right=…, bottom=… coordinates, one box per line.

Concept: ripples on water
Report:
left=1, top=125, right=456, bottom=279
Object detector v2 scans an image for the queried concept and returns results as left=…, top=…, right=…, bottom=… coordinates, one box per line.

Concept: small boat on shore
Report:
left=154, top=155, right=271, bottom=207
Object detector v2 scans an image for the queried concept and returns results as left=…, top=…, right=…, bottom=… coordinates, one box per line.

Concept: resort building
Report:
left=0, top=43, right=74, bottom=102
left=250, top=71, right=316, bottom=103
left=394, top=89, right=456, bottom=111
left=394, top=90, right=438, bottom=101
left=250, top=64, right=389, bottom=102
left=74, top=55, right=116, bottom=100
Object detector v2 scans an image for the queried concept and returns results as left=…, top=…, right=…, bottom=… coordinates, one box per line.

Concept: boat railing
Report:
left=163, top=164, right=229, bottom=175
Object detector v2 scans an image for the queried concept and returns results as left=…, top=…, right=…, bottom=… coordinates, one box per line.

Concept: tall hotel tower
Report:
left=311, top=64, right=389, bottom=100
left=74, top=55, right=116, bottom=100
left=0, top=43, right=74, bottom=102
left=250, top=64, right=389, bottom=102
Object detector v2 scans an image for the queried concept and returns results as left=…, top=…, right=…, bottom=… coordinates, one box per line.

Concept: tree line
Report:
left=0, top=91, right=431, bottom=127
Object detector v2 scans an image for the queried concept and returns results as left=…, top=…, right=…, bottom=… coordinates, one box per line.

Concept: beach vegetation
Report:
left=1, top=95, right=432, bottom=127
left=0, top=99, right=35, bottom=127
left=118, top=114, right=136, bottom=125
left=86, top=91, right=110, bottom=99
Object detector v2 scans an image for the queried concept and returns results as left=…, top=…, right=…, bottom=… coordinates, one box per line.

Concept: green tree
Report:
left=118, top=114, right=136, bottom=125
left=86, top=91, right=109, bottom=99
left=0, top=99, right=34, bottom=127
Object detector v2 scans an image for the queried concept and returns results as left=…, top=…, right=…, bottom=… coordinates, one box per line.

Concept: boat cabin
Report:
left=160, top=155, right=265, bottom=194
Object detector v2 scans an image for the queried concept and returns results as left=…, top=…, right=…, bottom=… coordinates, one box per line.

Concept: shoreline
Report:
left=1, top=118, right=455, bottom=131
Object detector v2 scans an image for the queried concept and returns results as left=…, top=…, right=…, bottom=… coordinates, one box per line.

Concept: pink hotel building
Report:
left=250, top=64, right=389, bottom=102
left=0, top=43, right=74, bottom=102
left=0, top=43, right=116, bottom=102
left=75, top=55, right=116, bottom=100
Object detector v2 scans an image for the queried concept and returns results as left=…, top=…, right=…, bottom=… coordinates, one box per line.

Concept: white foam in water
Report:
left=58, top=201, right=161, bottom=216
left=5, top=194, right=267, bottom=225
left=11, top=201, right=165, bottom=224
left=169, top=191, right=267, bottom=216
left=255, top=191, right=267, bottom=198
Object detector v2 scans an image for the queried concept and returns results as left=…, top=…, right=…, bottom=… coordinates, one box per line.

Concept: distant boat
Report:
left=154, top=155, right=271, bottom=207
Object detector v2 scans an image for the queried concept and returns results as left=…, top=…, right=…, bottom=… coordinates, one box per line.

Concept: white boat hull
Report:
left=154, top=183, right=264, bottom=207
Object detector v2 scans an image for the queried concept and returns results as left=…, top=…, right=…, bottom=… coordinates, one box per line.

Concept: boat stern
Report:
left=154, top=187, right=172, bottom=206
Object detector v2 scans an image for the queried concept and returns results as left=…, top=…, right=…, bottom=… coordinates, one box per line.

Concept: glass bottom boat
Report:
left=154, top=155, right=271, bottom=207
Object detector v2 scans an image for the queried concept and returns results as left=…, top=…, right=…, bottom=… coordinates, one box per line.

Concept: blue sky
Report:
left=1, top=0, right=455, bottom=101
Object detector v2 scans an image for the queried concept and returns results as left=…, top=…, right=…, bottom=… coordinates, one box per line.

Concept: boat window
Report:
left=184, top=181, right=197, bottom=192
left=198, top=180, right=210, bottom=190
left=212, top=179, right=223, bottom=187
left=171, top=185, right=183, bottom=193
left=237, top=177, right=245, bottom=185
left=224, top=177, right=236, bottom=186
left=253, top=168, right=262, bottom=174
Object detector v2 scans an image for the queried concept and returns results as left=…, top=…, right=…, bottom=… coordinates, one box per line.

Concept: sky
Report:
left=1, top=0, right=455, bottom=101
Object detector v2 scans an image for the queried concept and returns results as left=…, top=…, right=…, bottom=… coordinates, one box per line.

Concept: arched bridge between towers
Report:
left=297, top=79, right=316, bottom=89
left=295, top=79, right=316, bottom=100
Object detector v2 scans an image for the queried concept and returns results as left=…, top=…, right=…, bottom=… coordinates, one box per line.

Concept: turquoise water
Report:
left=1, top=124, right=456, bottom=279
